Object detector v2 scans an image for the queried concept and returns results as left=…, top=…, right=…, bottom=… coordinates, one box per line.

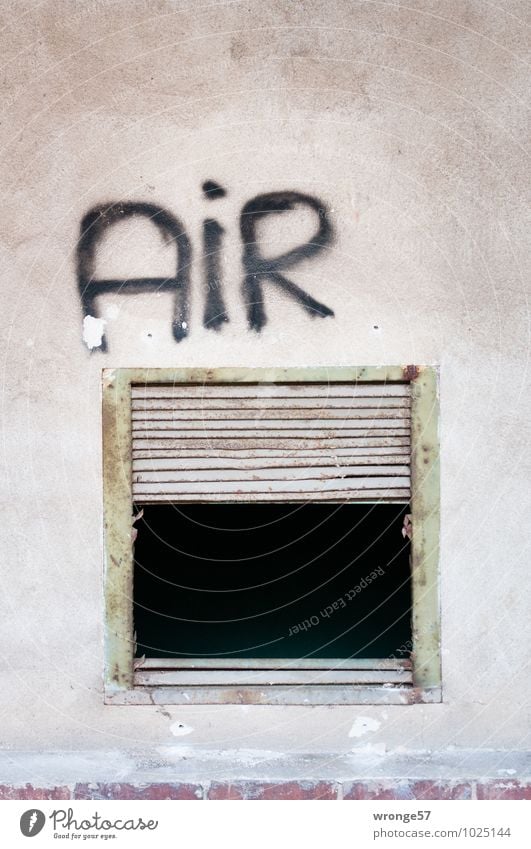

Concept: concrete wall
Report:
left=0, top=0, right=529, bottom=787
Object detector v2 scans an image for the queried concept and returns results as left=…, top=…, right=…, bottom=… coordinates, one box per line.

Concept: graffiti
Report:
left=77, top=202, right=191, bottom=352
left=202, top=179, right=226, bottom=200
left=77, top=187, right=334, bottom=350
left=240, top=191, right=334, bottom=332
left=202, top=218, right=229, bottom=331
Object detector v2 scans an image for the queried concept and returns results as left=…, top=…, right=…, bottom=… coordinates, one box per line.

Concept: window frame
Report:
left=102, top=366, right=441, bottom=705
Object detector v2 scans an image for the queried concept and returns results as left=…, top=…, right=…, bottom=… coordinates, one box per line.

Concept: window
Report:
left=103, top=367, right=440, bottom=704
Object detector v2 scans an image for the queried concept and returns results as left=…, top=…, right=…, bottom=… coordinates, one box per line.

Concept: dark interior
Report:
left=133, top=503, right=412, bottom=659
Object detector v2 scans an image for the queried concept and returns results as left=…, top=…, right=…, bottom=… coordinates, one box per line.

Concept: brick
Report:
left=343, top=782, right=398, bottom=800
left=74, top=782, right=203, bottom=800
left=0, top=784, right=71, bottom=800
left=476, top=781, right=531, bottom=800
left=343, top=781, right=471, bottom=800
left=409, top=781, right=472, bottom=800
left=208, top=781, right=338, bottom=800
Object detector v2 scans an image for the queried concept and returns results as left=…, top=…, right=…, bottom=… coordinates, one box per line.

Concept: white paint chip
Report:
left=169, top=721, right=193, bottom=737
left=82, top=315, right=106, bottom=350
left=348, top=716, right=381, bottom=738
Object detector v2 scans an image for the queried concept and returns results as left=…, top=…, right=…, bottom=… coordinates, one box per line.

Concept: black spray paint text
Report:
left=77, top=183, right=334, bottom=351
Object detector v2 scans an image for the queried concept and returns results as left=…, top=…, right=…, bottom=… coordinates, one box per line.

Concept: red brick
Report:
left=476, top=781, right=531, bottom=800
left=207, top=783, right=244, bottom=800
left=343, top=782, right=398, bottom=800
left=0, top=784, right=71, bottom=800
left=343, top=781, right=471, bottom=800
left=409, top=781, right=472, bottom=800
left=208, top=781, right=337, bottom=800
left=74, top=782, right=202, bottom=800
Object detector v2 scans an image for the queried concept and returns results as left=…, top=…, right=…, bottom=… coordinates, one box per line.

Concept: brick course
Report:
left=0, top=780, right=529, bottom=800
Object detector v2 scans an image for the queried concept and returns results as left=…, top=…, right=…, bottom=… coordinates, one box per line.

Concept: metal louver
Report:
left=131, top=383, right=411, bottom=503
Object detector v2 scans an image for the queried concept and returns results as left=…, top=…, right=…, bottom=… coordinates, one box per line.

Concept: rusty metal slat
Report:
left=133, top=449, right=409, bottom=473
left=133, top=465, right=411, bottom=484
left=132, top=436, right=411, bottom=451
left=138, top=658, right=412, bottom=670
left=132, top=417, right=411, bottom=431
left=134, top=487, right=411, bottom=504
left=133, top=454, right=409, bottom=476
left=132, top=446, right=411, bottom=461
left=134, top=670, right=413, bottom=686
left=131, top=408, right=411, bottom=422
left=133, top=476, right=410, bottom=495
left=133, top=428, right=410, bottom=440
left=132, top=384, right=411, bottom=399
left=132, top=397, right=411, bottom=411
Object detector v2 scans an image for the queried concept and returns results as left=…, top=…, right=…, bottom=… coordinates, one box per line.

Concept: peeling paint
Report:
left=349, top=717, right=381, bottom=738
left=169, top=721, right=193, bottom=737
left=83, top=315, right=107, bottom=350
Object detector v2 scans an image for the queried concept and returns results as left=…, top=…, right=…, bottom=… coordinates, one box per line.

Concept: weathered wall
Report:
left=0, top=0, right=529, bottom=783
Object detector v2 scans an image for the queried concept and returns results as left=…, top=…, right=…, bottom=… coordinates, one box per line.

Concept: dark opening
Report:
left=133, top=503, right=411, bottom=660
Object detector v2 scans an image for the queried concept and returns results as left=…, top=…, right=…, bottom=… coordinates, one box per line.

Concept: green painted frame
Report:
left=102, top=366, right=441, bottom=705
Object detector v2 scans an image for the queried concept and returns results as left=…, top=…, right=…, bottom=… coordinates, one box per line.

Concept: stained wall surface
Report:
left=0, top=0, right=529, bottom=774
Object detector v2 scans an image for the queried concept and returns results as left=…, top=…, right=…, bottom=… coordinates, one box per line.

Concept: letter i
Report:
left=202, top=180, right=229, bottom=330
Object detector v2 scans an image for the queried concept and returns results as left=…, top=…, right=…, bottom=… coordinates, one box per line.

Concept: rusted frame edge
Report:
left=106, top=686, right=441, bottom=706
left=103, top=369, right=134, bottom=693
left=109, top=365, right=414, bottom=385
left=134, top=670, right=414, bottom=686
left=138, top=657, right=412, bottom=670
left=410, top=366, right=441, bottom=695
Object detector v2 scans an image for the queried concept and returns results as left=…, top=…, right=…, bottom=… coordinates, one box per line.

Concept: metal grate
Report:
left=131, top=383, right=411, bottom=502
